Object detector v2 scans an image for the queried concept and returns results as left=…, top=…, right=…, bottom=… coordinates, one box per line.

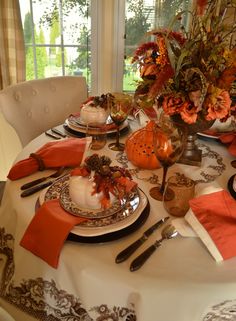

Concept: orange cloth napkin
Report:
left=218, top=132, right=236, bottom=157
left=201, top=129, right=236, bottom=156
left=185, top=190, right=236, bottom=262
left=8, top=137, right=90, bottom=180
left=20, top=199, right=88, bottom=268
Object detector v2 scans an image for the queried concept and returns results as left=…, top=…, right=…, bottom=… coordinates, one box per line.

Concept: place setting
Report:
left=17, top=153, right=150, bottom=268
left=63, top=92, right=132, bottom=140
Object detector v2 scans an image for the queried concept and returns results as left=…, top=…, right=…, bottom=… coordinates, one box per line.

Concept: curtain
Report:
left=0, top=0, right=25, bottom=89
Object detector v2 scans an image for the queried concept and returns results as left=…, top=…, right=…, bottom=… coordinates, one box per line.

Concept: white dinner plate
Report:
left=197, top=131, right=220, bottom=140
left=197, top=118, right=235, bottom=140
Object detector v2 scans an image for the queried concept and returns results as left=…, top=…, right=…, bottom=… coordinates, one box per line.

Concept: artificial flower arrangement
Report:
left=133, top=0, right=236, bottom=125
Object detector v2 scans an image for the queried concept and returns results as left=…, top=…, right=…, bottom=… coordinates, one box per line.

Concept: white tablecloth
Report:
left=0, top=122, right=236, bottom=321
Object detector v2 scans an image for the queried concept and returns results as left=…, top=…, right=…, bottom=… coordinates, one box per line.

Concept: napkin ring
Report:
left=30, top=153, right=46, bottom=171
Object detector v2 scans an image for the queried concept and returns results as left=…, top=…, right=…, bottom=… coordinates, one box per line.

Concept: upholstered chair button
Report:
left=14, top=91, right=21, bottom=101
left=50, top=85, right=56, bottom=92
left=27, top=111, right=32, bottom=118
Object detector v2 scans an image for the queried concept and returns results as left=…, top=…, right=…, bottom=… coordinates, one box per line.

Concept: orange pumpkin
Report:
left=125, top=121, right=161, bottom=169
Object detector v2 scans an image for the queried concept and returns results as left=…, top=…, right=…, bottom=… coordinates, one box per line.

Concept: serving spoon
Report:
left=130, top=224, right=178, bottom=272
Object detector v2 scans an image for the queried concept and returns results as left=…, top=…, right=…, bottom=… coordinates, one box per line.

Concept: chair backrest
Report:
left=0, top=76, right=88, bottom=147
left=0, top=306, right=15, bottom=321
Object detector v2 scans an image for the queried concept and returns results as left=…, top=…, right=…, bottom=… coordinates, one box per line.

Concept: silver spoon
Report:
left=130, top=224, right=178, bottom=272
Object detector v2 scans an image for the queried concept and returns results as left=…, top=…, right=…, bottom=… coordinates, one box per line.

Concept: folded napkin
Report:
left=185, top=190, right=236, bottom=262
left=8, top=137, right=91, bottom=180
left=201, top=129, right=236, bottom=156
left=20, top=199, right=88, bottom=268
left=218, top=132, right=236, bottom=157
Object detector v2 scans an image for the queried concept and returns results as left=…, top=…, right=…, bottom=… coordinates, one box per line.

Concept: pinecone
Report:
left=100, top=155, right=112, bottom=166
left=99, top=165, right=111, bottom=176
left=84, top=154, right=102, bottom=172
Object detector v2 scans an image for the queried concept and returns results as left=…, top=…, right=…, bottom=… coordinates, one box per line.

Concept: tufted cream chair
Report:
left=0, top=76, right=88, bottom=147
left=0, top=306, right=15, bottom=321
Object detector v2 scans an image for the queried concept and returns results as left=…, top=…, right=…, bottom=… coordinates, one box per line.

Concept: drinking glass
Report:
left=108, top=93, right=133, bottom=151
left=86, top=123, right=107, bottom=150
left=149, top=120, right=187, bottom=201
left=163, top=175, right=195, bottom=217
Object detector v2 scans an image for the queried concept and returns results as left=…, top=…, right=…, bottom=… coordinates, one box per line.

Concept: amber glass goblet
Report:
left=149, top=121, right=187, bottom=201
left=108, top=93, right=133, bottom=151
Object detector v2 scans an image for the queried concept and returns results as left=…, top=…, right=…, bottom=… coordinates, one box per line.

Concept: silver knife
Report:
left=115, top=216, right=169, bottom=263
left=45, top=131, right=61, bottom=140
left=51, top=128, right=67, bottom=138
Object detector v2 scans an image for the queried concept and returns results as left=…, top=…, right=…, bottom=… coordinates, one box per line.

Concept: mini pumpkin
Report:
left=125, top=121, right=160, bottom=169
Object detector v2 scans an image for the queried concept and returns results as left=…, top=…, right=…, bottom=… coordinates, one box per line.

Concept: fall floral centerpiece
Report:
left=132, top=0, right=236, bottom=165
left=133, top=0, right=236, bottom=126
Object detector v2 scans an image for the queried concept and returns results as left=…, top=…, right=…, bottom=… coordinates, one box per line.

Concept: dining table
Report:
left=0, top=116, right=236, bottom=321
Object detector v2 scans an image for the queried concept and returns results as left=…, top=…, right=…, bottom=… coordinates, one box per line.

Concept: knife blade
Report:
left=115, top=216, right=169, bottom=263
left=51, top=128, right=67, bottom=138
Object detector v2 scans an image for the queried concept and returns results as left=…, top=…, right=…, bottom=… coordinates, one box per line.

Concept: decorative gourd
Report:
left=69, top=175, right=115, bottom=210
left=69, top=176, right=103, bottom=210
left=125, top=121, right=160, bottom=169
left=80, top=105, right=108, bottom=125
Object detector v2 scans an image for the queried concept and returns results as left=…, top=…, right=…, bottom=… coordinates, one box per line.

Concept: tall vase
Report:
left=171, top=115, right=215, bottom=166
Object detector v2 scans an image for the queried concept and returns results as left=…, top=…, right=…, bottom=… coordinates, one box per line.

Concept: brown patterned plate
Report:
left=39, top=175, right=146, bottom=233
left=59, top=183, right=139, bottom=219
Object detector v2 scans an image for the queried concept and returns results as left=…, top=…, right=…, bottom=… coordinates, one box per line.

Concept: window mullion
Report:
left=91, top=0, right=101, bottom=95
left=29, top=0, right=38, bottom=78
left=112, top=0, right=125, bottom=92
left=58, top=0, right=65, bottom=76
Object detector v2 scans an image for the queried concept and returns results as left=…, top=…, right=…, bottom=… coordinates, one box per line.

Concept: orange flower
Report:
left=205, top=87, right=232, bottom=121
left=162, top=95, right=189, bottom=115
left=180, top=104, right=198, bottom=124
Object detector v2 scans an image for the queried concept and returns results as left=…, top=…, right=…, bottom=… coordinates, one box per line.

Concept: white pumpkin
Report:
left=80, top=105, right=108, bottom=125
left=69, top=176, right=103, bottom=210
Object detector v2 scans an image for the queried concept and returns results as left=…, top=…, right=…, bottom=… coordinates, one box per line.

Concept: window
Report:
left=19, top=0, right=191, bottom=93
left=19, top=0, right=91, bottom=84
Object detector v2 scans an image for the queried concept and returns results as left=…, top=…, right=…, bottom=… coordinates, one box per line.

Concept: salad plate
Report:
left=59, top=183, right=139, bottom=219
left=65, top=115, right=129, bottom=135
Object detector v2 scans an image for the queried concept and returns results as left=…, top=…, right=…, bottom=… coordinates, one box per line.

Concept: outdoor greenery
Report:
left=23, top=12, right=47, bottom=79
left=22, top=0, right=190, bottom=90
